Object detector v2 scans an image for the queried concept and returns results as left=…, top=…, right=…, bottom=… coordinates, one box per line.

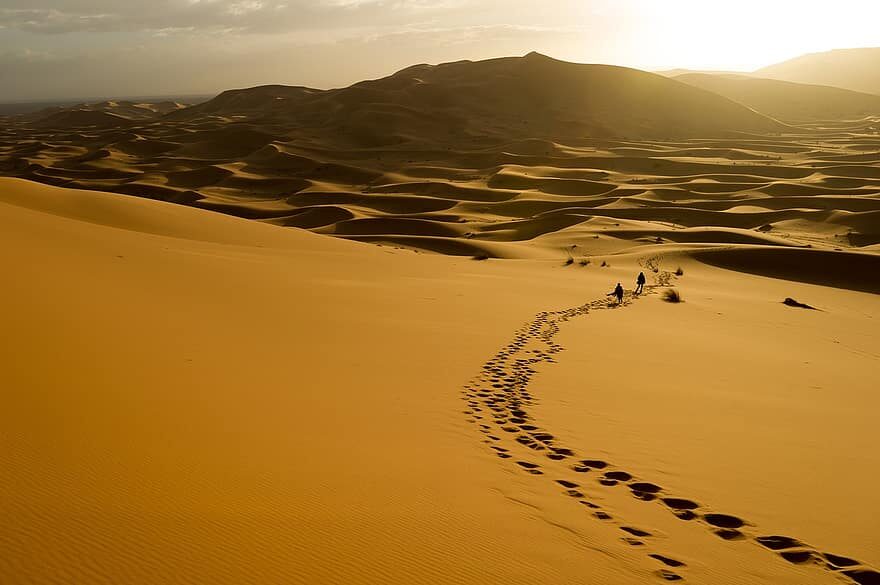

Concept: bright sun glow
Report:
left=615, top=0, right=880, bottom=71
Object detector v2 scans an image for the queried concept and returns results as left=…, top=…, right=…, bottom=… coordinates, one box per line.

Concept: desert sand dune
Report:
left=1, top=50, right=879, bottom=584
left=3, top=97, right=879, bottom=275
left=0, top=178, right=660, bottom=584
left=22, top=100, right=191, bottom=128
left=272, top=205, right=356, bottom=228
left=676, top=73, right=880, bottom=122
left=756, top=47, right=880, bottom=96
left=696, top=247, right=880, bottom=293
left=2, top=178, right=877, bottom=585
left=287, top=191, right=459, bottom=214
left=32, top=109, right=133, bottom=129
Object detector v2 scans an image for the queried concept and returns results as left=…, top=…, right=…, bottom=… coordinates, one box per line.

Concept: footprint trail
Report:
left=462, top=269, right=879, bottom=585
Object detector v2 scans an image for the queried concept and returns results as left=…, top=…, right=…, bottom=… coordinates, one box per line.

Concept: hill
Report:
left=170, top=53, right=789, bottom=145
left=25, top=100, right=190, bottom=128
left=756, top=48, right=880, bottom=95
left=31, top=109, right=133, bottom=129
left=675, top=73, right=880, bottom=122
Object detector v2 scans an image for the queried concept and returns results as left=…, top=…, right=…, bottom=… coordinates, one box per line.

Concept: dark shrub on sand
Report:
left=663, top=289, right=682, bottom=303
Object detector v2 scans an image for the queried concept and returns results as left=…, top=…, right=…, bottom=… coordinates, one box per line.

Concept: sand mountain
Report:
left=756, top=48, right=880, bottom=95
left=675, top=73, right=880, bottom=122
left=170, top=53, right=787, bottom=145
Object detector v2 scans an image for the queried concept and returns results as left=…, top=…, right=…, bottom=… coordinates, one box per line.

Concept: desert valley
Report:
left=1, top=21, right=878, bottom=585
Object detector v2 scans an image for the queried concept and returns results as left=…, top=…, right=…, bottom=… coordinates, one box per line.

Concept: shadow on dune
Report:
left=694, top=247, right=880, bottom=294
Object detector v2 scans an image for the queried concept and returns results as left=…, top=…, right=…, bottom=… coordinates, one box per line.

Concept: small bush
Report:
left=663, top=289, right=682, bottom=303
left=472, top=254, right=490, bottom=261
left=675, top=267, right=684, bottom=276
left=783, top=297, right=816, bottom=310
left=579, top=259, right=590, bottom=267
left=564, top=258, right=574, bottom=266
left=600, top=260, right=609, bottom=267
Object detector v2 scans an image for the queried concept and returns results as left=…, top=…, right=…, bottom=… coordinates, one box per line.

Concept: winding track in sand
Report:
left=462, top=267, right=880, bottom=585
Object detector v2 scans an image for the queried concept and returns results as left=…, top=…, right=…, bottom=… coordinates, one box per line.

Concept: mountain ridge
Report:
left=164, top=52, right=790, bottom=145
left=756, top=47, right=880, bottom=95
left=675, top=73, right=880, bottom=122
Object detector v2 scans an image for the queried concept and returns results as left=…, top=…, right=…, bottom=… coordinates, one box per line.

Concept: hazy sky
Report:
left=2, top=0, right=879, bottom=101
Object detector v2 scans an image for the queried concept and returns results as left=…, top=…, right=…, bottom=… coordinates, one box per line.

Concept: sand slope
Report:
left=756, top=48, right=880, bottom=96
left=0, top=178, right=675, bottom=584
left=1, top=178, right=877, bottom=584
left=675, top=73, right=880, bottom=122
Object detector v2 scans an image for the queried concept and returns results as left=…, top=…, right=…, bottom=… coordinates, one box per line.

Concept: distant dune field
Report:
left=1, top=54, right=878, bottom=280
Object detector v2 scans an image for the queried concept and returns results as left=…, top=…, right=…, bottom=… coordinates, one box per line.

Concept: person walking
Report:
left=608, top=282, right=624, bottom=305
left=635, top=271, right=646, bottom=295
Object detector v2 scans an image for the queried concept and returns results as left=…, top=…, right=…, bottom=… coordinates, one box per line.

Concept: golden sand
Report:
left=1, top=53, right=878, bottom=585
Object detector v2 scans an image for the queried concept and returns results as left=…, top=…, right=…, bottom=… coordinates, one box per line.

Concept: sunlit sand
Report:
left=1, top=48, right=878, bottom=585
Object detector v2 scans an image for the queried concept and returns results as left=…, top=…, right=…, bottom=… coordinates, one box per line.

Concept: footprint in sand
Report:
left=842, top=570, right=880, bottom=585
left=599, top=470, right=632, bottom=486
left=515, top=461, right=543, bottom=475
left=606, top=470, right=632, bottom=480
left=661, top=498, right=700, bottom=520
left=702, top=513, right=747, bottom=539
left=629, top=481, right=662, bottom=500
left=779, top=550, right=816, bottom=564
left=825, top=553, right=860, bottom=569
left=657, top=569, right=683, bottom=581
left=713, top=529, right=745, bottom=541
left=755, top=535, right=803, bottom=550
left=649, top=554, right=686, bottom=568
left=579, top=459, right=609, bottom=469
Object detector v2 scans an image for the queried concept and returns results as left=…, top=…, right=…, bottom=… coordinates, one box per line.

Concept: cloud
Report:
left=0, top=0, right=477, bottom=35
left=226, top=0, right=265, bottom=16
left=0, top=8, right=119, bottom=34
left=0, top=0, right=612, bottom=100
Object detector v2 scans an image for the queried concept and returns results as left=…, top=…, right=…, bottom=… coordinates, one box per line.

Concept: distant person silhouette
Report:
left=608, top=282, right=624, bottom=305
left=635, top=271, right=646, bottom=295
